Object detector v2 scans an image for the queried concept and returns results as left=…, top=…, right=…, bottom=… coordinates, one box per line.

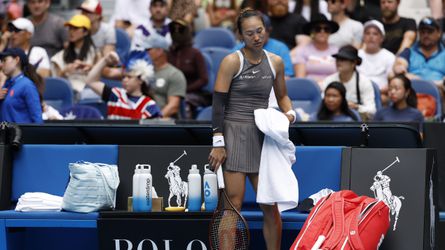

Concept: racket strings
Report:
left=210, top=209, right=249, bottom=250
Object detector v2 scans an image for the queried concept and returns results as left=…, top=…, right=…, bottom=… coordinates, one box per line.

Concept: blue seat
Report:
left=101, top=77, right=122, bottom=88
left=201, top=47, right=231, bottom=91
left=115, top=28, right=131, bottom=63
left=194, top=27, right=236, bottom=49
left=60, top=105, right=103, bottom=120
left=242, top=146, right=343, bottom=229
left=202, top=52, right=215, bottom=93
left=411, top=79, right=443, bottom=119
left=371, top=81, right=382, bottom=110
left=286, top=78, right=322, bottom=115
left=196, top=106, right=212, bottom=121
left=43, top=77, right=73, bottom=111
left=0, top=144, right=118, bottom=250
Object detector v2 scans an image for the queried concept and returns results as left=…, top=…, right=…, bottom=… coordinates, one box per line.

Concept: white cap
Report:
left=9, top=18, right=34, bottom=34
left=363, top=20, right=385, bottom=36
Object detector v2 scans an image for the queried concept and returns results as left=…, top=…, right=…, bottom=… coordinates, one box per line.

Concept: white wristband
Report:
left=286, top=110, right=297, bottom=124
left=213, top=135, right=225, bottom=147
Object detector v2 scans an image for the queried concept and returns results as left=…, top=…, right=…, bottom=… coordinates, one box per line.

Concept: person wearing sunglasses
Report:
left=293, top=14, right=339, bottom=85
left=394, top=17, right=445, bottom=87
left=327, top=0, right=363, bottom=49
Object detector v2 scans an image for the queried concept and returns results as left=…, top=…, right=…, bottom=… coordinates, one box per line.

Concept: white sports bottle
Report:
left=187, top=164, right=201, bottom=211
left=203, top=164, right=218, bottom=211
left=136, top=164, right=152, bottom=212
left=132, top=164, right=142, bottom=211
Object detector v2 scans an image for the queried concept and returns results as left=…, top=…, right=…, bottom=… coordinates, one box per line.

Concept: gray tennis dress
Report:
left=223, top=49, right=276, bottom=173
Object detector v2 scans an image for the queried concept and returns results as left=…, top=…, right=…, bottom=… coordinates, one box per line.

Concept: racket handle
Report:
left=217, top=166, right=225, bottom=189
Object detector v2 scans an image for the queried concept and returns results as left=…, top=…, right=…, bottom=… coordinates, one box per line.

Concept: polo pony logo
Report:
left=164, top=150, right=188, bottom=208
left=370, top=156, right=404, bottom=231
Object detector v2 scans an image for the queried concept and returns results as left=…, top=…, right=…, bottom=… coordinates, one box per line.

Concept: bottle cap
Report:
left=204, top=164, right=214, bottom=174
left=189, top=164, right=199, bottom=174
left=140, top=164, right=151, bottom=173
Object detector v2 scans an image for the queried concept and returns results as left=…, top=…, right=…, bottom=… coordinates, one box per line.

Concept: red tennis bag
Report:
left=290, top=190, right=390, bottom=250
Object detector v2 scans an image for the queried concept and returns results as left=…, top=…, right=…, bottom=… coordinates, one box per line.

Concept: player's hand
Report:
left=208, top=147, right=226, bottom=172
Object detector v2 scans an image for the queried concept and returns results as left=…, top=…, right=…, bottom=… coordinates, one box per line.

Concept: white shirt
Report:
left=358, top=48, right=395, bottom=90
left=28, top=46, right=50, bottom=71
left=329, top=18, right=363, bottom=48
left=110, top=0, right=151, bottom=26
left=322, top=72, right=376, bottom=115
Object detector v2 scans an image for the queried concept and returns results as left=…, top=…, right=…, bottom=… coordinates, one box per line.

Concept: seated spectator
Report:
left=111, top=0, right=150, bottom=33
left=85, top=51, right=161, bottom=120
left=144, top=34, right=187, bottom=118
left=358, top=20, right=395, bottom=104
left=78, top=0, right=116, bottom=56
left=0, top=18, right=51, bottom=78
left=311, top=81, right=360, bottom=121
left=169, top=0, right=198, bottom=25
left=373, top=74, right=423, bottom=122
left=168, top=19, right=209, bottom=118
left=240, top=0, right=268, bottom=13
left=322, top=45, right=376, bottom=118
left=380, top=0, right=416, bottom=55
left=291, top=0, right=330, bottom=21
left=267, top=0, right=307, bottom=49
left=27, top=0, right=67, bottom=58
left=128, top=0, right=171, bottom=67
left=206, top=0, right=238, bottom=29
left=393, top=17, right=445, bottom=86
left=0, top=48, right=43, bottom=123
left=327, top=0, right=363, bottom=49
left=233, top=14, right=294, bottom=78
left=293, top=13, right=338, bottom=84
left=51, top=14, right=99, bottom=100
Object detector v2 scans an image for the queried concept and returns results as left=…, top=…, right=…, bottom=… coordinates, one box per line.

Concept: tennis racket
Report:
left=209, top=166, right=250, bottom=250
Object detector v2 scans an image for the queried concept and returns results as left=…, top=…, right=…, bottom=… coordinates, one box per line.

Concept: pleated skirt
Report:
left=223, top=119, right=264, bottom=173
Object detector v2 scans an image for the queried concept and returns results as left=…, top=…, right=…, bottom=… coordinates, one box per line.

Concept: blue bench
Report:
left=0, top=145, right=118, bottom=250
left=241, top=146, right=343, bottom=230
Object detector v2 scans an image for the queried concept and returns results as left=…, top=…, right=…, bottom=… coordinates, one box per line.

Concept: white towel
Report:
left=254, top=108, right=299, bottom=212
left=15, top=192, right=63, bottom=212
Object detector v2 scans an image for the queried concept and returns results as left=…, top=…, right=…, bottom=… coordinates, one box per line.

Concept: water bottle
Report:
left=203, top=164, right=218, bottom=211
left=187, top=164, right=201, bottom=211
left=137, top=164, right=153, bottom=212
left=132, top=164, right=142, bottom=212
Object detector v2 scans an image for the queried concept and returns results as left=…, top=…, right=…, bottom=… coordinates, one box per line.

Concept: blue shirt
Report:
left=373, top=106, right=424, bottom=122
left=232, top=38, right=294, bottom=77
left=399, top=42, right=445, bottom=81
left=0, top=73, right=43, bottom=123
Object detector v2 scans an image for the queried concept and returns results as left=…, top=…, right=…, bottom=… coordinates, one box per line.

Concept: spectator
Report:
left=169, top=0, right=198, bottom=25
left=293, top=13, right=338, bottom=84
left=393, top=17, right=445, bottom=86
left=292, top=0, right=330, bottom=21
left=267, top=0, right=307, bottom=49
left=358, top=20, right=395, bottom=104
left=0, top=18, right=51, bottom=78
left=168, top=19, right=209, bottom=118
left=128, top=0, right=172, bottom=66
left=85, top=51, right=162, bottom=120
left=27, top=0, right=67, bottom=58
left=240, top=0, right=268, bottom=13
left=347, top=0, right=381, bottom=23
left=327, top=0, right=363, bottom=49
left=144, top=34, right=186, bottom=118
left=51, top=14, right=99, bottom=100
left=78, top=0, right=116, bottom=56
left=206, top=0, right=238, bottom=29
left=111, top=0, right=150, bottom=32
left=380, top=0, right=416, bottom=55
left=0, top=48, right=43, bottom=123
left=373, top=74, right=423, bottom=122
left=233, top=14, right=294, bottom=78
left=322, top=45, right=376, bottom=118
left=311, top=81, right=360, bottom=121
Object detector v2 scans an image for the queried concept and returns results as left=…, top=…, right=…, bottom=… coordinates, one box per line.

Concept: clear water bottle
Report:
left=137, top=164, right=152, bottom=212
left=203, top=164, right=218, bottom=211
left=187, top=164, right=201, bottom=211
left=132, top=164, right=142, bottom=212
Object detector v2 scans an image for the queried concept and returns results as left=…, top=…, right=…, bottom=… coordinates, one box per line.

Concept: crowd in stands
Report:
left=0, top=0, right=442, bottom=124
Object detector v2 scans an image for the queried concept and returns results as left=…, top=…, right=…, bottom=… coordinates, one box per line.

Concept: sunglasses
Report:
left=313, top=26, right=331, bottom=33
left=8, top=26, right=23, bottom=33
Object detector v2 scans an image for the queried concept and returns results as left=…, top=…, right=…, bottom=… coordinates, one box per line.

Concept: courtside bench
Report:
left=0, top=145, right=118, bottom=250
left=242, top=146, right=343, bottom=230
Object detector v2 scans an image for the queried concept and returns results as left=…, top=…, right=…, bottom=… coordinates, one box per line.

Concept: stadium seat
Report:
left=201, top=52, right=215, bottom=93
left=200, top=47, right=231, bottom=91
left=196, top=106, right=212, bottom=121
left=194, top=27, right=236, bottom=49
left=411, top=79, right=443, bottom=119
left=43, top=77, right=73, bottom=111
left=115, top=28, right=131, bottom=63
left=371, top=81, right=383, bottom=110
left=60, top=105, right=103, bottom=120
left=286, top=78, right=322, bottom=115
left=101, top=78, right=122, bottom=88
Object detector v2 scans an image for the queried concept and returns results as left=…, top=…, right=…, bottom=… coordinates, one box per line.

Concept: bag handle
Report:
left=320, top=192, right=346, bottom=248
left=90, top=162, right=119, bottom=209
left=348, top=198, right=377, bottom=250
